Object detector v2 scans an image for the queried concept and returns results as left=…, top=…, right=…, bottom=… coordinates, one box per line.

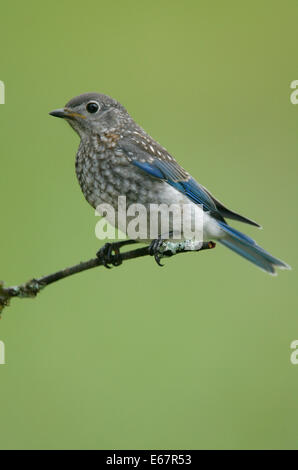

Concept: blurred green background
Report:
left=0, top=0, right=297, bottom=450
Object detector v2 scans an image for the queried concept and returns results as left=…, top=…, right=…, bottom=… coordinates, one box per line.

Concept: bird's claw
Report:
left=148, top=239, right=216, bottom=267
left=96, top=243, right=122, bottom=269
left=148, top=239, right=168, bottom=267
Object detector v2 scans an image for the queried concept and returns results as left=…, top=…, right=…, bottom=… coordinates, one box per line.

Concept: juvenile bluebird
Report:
left=50, top=93, right=290, bottom=275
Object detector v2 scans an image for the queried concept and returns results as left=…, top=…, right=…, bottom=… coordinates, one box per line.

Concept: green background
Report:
left=0, top=0, right=297, bottom=450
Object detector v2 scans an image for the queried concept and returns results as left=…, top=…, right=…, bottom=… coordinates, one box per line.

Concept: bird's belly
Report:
left=76, top=156, right=222, bottom=242
left=100, top=181, right=222, bottom=242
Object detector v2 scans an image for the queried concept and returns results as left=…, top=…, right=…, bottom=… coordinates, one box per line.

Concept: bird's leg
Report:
left=149, top=238, right=216, bottom=267
left=96, top=240, right=138, bottom=269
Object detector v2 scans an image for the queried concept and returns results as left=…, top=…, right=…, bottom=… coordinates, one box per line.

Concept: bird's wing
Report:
left=200, top=187, right=261, bottom=227
left=118, top=136, right=223, bottom=220
left=118, top=136, right=260, bottom=226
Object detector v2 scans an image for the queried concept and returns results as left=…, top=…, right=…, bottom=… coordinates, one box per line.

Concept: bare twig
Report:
left=0, top=241, right=216, bottom=315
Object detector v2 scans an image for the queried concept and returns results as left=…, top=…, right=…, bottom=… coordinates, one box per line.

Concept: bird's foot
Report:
left=149, top=239, right=216, bottom=267
left=97, top=243, right=122, bottom=268
left=148, top=239, right=169, bottom=266
left=96, top=240, right=137, bottom=269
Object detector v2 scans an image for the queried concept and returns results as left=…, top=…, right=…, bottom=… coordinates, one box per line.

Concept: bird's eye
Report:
left=86, top=101, right=99, bottom=113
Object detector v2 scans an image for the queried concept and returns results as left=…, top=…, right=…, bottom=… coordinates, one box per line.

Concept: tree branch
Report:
left=0, top=241, right=216, bottom=315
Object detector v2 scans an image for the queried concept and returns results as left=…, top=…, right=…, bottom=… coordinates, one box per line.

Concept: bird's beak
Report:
left=49, top=108, right=86, bottom=120
left=49, top=108, right=68, bottom=118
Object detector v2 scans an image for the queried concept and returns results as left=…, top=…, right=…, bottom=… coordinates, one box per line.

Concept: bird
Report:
left=50, top=92, right=290, bottom=275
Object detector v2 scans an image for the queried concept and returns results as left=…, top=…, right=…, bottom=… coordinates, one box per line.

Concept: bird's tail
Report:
left=217, top=222, right=291, bottom=275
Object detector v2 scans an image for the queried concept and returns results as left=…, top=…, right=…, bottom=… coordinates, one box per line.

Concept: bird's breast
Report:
left=75, top=140, right=164, bottom=210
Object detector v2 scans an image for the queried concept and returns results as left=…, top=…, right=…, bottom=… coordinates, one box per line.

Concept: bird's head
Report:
left=49, top=93, right=129, bottom=138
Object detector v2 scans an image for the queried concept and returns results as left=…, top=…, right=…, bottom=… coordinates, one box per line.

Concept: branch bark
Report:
left=0, top=241, right=215, bottom=315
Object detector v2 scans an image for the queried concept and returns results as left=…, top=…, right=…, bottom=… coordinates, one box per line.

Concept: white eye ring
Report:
left=86, top=101, right=100, bottom=114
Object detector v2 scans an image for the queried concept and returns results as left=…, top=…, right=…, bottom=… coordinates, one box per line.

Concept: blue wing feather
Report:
left=132, top=160, right=164, bottom=179
left=119, top=137, right=259, bottom=226
left=131, top=159, right=219, bottom=215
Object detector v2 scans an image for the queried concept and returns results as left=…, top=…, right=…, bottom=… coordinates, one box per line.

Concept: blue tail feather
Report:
left=217, top=222, right=290, bottom=275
